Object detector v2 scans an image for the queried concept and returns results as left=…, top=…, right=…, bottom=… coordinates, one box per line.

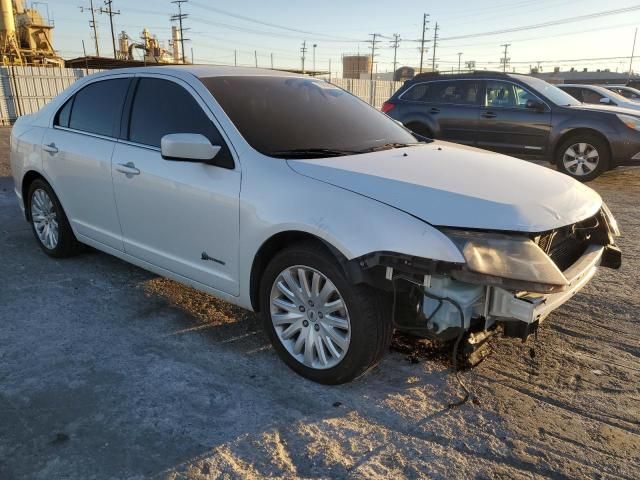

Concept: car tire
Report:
left=260, top=242, right=392, bottom=384
left=556, top=134, right=610, bottom=182
left=27, top=178, right=81, bottom=258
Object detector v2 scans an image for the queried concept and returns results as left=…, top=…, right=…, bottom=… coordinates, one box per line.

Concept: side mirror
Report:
left=161, top=133, right=221, bottom=163
left=525, top=99, right=545, bottom=111
left=599, top=97, right=612, bottom=105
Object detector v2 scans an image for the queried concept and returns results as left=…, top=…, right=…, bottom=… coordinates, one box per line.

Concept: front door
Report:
left=476, top=80, right=552, bottom=157
left=111, top=76, right=241, bottom=296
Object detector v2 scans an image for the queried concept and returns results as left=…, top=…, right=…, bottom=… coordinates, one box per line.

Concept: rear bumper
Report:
left=488, top=244, right=604, bottom=324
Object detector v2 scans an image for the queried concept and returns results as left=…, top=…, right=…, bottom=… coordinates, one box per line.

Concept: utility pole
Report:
left=254, top=50, right=258, bottom=67
left=501, top=43, right=511, bottom=73
left=329, top=58, right=332, bottom=78
left=368, top=33, right=380, bottom=82
left=391, top=34, right=401, bottom=75
left=99, top=0, right=120, bottom=58
left=270, top=52, right=274, bottom=69
left=300, top=41, right=307, bottom=73
left=80, top=0, right=100, bottom=56
left=171, top=0, right=189, bottom=64
left=312, top=44, right=317, bottom=73
left=234, top=49, right=237, bottom=66
left=629, top=28, right=638, bottom=82
left=419, top=13, right=429, bottom=73
left=457, top=52, right=463, bottom=73
left=431, top=22, right=439, bottom=72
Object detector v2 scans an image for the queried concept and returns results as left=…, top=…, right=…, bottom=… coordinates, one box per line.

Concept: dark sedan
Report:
left=382, top=72, right=640, bottom=181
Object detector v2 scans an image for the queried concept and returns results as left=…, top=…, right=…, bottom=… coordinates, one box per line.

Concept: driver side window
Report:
left=485, top=81, right=539, bottom=109
left=127, top=78, right=234, bottom=168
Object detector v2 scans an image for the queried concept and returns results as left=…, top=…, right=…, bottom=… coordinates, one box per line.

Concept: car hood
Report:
left=566, top=103, right=640, bottom=115
left=287, top=142, right=602, bottom=232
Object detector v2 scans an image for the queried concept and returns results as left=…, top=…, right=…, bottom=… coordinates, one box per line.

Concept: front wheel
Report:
left=260, top=242, right=392, bottom=384
left=556, top=135, right=610, bottom=182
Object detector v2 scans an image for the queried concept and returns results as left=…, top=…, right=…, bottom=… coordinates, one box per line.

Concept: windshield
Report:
left=515, top=75, right=581, bottom=106
left=200, top=76, right=421, bottom=158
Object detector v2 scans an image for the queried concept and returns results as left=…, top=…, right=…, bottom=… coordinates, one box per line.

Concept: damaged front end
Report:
left=353, top=205, right=621, bottom=361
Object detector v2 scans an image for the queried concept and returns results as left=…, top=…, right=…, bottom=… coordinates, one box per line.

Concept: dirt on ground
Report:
left=0, top=126, right=638, bottom=479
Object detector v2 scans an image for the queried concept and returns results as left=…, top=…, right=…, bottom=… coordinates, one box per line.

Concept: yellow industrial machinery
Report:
left=0, top=0, right=63, bottom=65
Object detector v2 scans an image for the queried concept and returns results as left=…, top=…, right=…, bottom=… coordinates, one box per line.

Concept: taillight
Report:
left=381, top=101, right=395, bottom=114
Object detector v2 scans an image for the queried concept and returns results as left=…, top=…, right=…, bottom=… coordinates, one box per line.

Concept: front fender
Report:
left=236, top=155, right=464, bottom=309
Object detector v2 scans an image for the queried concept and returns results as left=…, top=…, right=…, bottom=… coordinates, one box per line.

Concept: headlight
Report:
left=616, top=114, right=640, bottom=131
left=601, top=202, right=621, bottom=236
left=443, top=229, right=568, bottom=289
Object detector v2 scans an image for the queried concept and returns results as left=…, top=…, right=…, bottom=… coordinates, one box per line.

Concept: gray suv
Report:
left=382, top=72, right=640, bottom=181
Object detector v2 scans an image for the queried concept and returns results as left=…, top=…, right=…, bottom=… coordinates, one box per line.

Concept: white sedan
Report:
left=10, top=66, right=621, bottom=384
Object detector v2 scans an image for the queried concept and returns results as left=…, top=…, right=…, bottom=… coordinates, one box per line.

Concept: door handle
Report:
left=429, top=108, right=440, bottom=114
left=42, top=143, right=58, bottom=154
left=115, top=162, right=141, bottom=177
left=481, top=112, right=497, bottom=119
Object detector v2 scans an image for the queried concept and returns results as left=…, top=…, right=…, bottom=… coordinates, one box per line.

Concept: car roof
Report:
left=84, top=65, right=304, bottom=80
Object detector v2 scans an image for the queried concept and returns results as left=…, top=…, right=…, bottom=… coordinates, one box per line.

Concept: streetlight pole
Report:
left=457, top=52, right=462, bottom=73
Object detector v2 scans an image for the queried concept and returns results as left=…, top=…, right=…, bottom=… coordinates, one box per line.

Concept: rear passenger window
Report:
left=128, top=78, right=233, bottom=168
left=402, top=83, right=429, bottom=101
left=67, top=79, right=130, bottom=137
left=426, top=81, right=480, bottom=105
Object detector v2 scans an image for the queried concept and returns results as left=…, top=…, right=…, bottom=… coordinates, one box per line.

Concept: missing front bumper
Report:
left=487, top=244, right=604, bottom=324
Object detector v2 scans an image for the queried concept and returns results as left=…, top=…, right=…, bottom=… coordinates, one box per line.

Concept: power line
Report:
left=300, top=41, right=307, bottom=73
left=440, top=5, right=640, bottom=42
left=79, top=0, right=100, bottom=56
left=99, top=0, right=120, bottom=59
left=171, top=0, right=189, bottom=64
left=419, top=13, right=429, bottom=73
left=188, top=0, right=362, bottom=42
left=431, top=22, right=439, bottom=71
left=390, top=34, right=401, bottom=74
left=500, top=43, right=511, bottom=72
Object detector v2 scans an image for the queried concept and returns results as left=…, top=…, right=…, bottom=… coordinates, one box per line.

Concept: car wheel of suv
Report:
left=28, top=179, right=81, bottom=258
left=260, top=242, right=392, bottom=384
left=556, top=135, right=609, bottom=182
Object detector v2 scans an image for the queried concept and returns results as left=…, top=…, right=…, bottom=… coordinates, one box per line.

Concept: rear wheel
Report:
left=556, top=134, right=609, bottom=182
left=28, top=179, right=81, bottom=258
left=260, top=242, right=392, bottom=384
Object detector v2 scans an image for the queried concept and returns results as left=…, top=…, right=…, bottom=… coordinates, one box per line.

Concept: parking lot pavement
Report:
left=1, top=126, right=639, bottom=479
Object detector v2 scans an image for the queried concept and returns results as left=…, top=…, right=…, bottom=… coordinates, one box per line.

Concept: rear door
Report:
left=476, top=79, right=552, bottom=157
left=111, top=76, right=241, bottom=295
left=41, top=77, right=131, bottom=250
left=399, top=79, right=480, bottom=145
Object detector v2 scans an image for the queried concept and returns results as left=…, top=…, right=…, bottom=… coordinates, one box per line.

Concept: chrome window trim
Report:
left=52, top=125, right=117, bottom=142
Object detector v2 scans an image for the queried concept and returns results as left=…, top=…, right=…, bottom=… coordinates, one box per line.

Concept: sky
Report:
left=47, top=0, right=640, bottom=75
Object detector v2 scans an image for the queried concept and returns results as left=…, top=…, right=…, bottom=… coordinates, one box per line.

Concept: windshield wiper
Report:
left=360, top=142, right=423, bottom=152
left=269, top=148, right=361, bottom=159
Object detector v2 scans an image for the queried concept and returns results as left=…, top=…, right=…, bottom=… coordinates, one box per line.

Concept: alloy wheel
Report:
left=563, top=142, right=599, bottom=177
left=269, top=265, right=351, bottom=370
left=31, top=188, right=59, bottom=250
